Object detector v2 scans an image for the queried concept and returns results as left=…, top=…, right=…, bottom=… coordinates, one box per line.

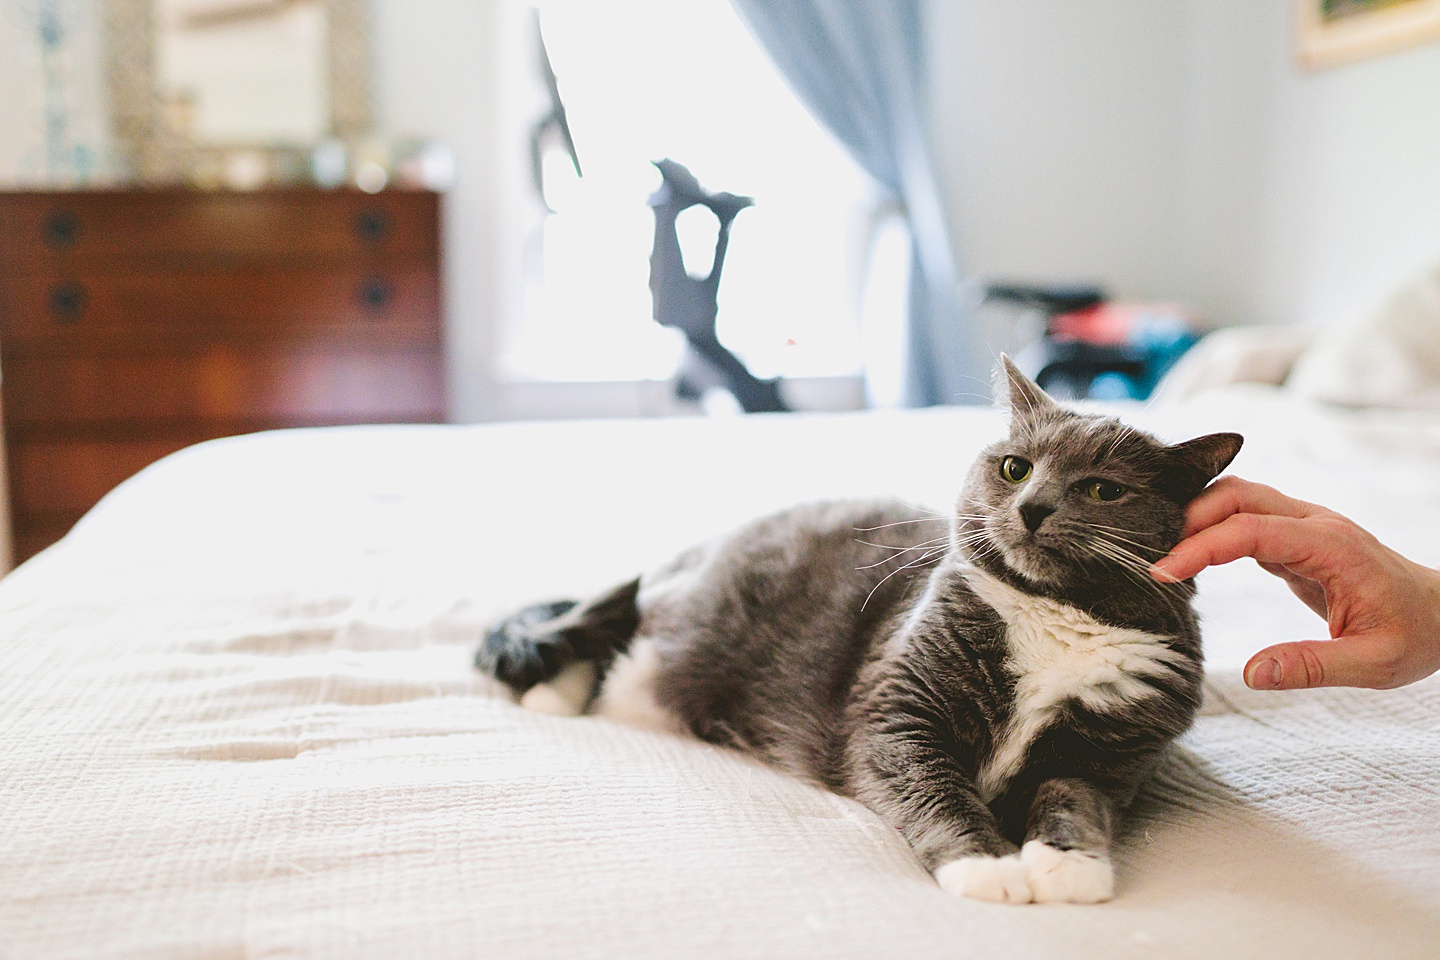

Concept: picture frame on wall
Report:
left=1297, top=0, right=1440, bottom=69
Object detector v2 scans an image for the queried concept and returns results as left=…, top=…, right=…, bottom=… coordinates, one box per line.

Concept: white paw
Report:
left=934, top=854, right=1032, bottom=904
left=519, top=661, right=597, bottom=716
left=1020, top=840, right=1114, bottom=904
left=518, top=683, right=579, bottom=715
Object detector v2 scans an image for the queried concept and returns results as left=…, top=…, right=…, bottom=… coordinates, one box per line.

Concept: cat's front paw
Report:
left=1020, top=841, right=1114, bottom=904
left=934, top=854, right=1032, bottom=904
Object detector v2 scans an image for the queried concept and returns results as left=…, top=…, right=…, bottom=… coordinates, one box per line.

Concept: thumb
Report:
left=1243, top=639, right=1374, bottom=690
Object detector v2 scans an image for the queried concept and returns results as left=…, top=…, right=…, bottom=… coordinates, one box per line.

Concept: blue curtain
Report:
left=729, top=0, right=983, bottom=406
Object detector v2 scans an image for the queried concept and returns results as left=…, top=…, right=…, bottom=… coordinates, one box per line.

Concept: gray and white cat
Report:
left=476, top=357, right=1242, bottom=904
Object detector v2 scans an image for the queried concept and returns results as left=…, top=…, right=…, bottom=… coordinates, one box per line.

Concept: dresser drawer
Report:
left=12, top=516, right=80, bottom=563
left=0, top=190, right=438, bottom=271
left=3, top=345, right=445, bottom=427
left=8, top=435, right=201, bottom=516
left=0, top=187, right=447, bottom=564
left=0, top=265, right=440, bottom=349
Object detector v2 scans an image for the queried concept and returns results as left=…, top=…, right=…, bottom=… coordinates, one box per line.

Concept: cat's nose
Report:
left=1019, top=503, right=1055, bottom=533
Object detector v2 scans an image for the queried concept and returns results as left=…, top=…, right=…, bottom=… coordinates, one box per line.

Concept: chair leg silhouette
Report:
left=647, top=159, right=787, bottom=413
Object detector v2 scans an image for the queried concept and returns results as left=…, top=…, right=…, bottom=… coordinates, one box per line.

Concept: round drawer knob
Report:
left=354, top=209, right=392, bottom=244
left=360, top=277, right=393, bottom=312
left=49, top=281, right=88, bottom=323
left=43, top=211, right=80, bottom=249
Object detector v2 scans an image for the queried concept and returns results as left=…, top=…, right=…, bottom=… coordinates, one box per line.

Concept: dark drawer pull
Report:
left=49, top=281, right=87, bottom=322
left=359, top=277, right=393, bottom=312
left=354, top=209, right=392, bottom=244
left=43, top=211, right=80, bottom=249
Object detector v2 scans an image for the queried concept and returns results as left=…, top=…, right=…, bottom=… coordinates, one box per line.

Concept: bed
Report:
left=2, top=384, right=1438, bottom=959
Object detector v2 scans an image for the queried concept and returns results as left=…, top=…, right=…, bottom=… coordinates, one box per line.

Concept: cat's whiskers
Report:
left=1087, top=521, right=1147, bottom=534
left=948, top=528, right=1003, bottom=567
left=1084, top=538, right=1171, bottom=596
left=887, top=496, right=949, bottom=519
left=1088, top=526, right=1168, bottom=559
left=1086, top=535, right=1154, bottom=572
left=855, top=536, right=952, bottom=570
left=855, top=536, right=951, bottom=552
left=860, top=547, right=947, bottom=611
left=963, top=541, right=1003, bottom=567
left=1084, top=544, right=1153, bottom=591
left=853, top=517, right=950, bottom=532
left=1101, top=420, right=1138, bottom=462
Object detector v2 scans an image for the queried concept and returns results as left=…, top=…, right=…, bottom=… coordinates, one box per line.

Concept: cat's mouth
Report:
left=972, top=518, right=1068, bottom=585
left=957, top=515, right=1070, bottom=586
left=998, top=538, right=1067, bottom=585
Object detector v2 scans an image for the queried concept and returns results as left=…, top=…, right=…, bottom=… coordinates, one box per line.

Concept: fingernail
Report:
left=1247, top=658, right=1282, bottom=690
left=1150, top=560, right=1180, bottom=583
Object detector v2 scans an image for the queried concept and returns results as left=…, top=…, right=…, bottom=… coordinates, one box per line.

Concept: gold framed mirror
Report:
left=103, top=0, right=372, bottom=184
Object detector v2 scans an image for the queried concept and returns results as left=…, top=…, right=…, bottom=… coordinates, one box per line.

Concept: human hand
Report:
left=1150, top=476, right=1440, bottom=691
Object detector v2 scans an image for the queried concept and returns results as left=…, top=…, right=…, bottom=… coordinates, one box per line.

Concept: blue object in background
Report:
left=1129, top=316, right=1200, bottom=396
left=1087, top=371, right=1144, bottom=401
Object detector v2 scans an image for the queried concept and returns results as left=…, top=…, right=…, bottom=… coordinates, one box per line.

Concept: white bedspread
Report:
left=2, top=387, right=1438, bottom=959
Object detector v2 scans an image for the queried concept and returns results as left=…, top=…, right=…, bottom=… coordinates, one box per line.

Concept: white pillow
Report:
left=1287, top=261, right=1440, bottom=408
left=1152, top=325, right=1314, bottom=403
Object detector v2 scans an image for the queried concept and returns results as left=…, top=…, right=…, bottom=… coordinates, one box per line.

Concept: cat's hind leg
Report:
left=476, top=578, right=641, bottom=714
left=476, top=598, right=580, bottom=689
left=520, top=661, right=599, bottom=716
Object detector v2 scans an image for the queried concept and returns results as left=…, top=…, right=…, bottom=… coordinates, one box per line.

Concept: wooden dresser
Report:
left=0, top=188, right=445, bottom=564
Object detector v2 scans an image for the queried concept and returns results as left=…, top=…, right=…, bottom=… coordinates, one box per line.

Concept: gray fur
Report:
left=477, top=356, right=1242, bottom=897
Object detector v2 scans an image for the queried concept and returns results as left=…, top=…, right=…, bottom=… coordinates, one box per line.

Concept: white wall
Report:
left=933, top=0, right=1440, bottom=331
left=368, top=0, right=530, bottom=422
left=932, top=1, right=1191, bottom=306
left=1185, top=0, right=1440, bottom=330
left=0, top=0, right=110, bottom=186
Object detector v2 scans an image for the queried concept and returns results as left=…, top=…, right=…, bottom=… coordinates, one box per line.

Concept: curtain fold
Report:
left=729, top=0, right=984, bottom=406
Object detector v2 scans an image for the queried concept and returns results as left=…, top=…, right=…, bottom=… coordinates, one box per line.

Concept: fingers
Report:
left=1152, top=476, right=1438, bottom=693
left=1152, top=513, right=1320, bottom=582
left=1181, top=477, right=1320, bottom=538
left=1244, top=637, right=1406, bottom=691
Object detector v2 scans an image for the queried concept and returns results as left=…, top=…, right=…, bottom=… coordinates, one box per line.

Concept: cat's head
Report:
left=956, top=356, right=1242, bottom=593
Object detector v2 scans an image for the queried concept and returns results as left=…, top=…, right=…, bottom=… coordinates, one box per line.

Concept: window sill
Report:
left=480, top=374, right=868, bottom=422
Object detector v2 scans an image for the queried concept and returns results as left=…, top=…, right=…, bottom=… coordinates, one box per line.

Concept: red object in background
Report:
left=1049, top=302, right=1193, bottom=345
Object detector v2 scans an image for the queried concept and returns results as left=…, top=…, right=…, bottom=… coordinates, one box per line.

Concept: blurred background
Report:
left=2, top=0, right=1439, bottom=563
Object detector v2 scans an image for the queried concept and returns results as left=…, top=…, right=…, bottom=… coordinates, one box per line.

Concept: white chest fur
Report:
left=962, top=566, right=1186, bottom=801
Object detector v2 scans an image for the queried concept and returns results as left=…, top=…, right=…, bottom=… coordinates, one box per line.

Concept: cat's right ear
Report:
left=997, top=354, right=1058, bottom=423
left=1163, top=432, right=1245, bottom=502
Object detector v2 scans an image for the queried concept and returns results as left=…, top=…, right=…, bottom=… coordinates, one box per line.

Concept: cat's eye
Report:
left=1000, top=456, right=1032, bottom=484
left=1086, top=479, right=1127, bottom=502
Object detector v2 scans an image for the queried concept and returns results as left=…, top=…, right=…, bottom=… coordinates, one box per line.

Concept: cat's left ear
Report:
left=997, top=354, right=1059, bottom=423
left=1165, top=432, right=1244, bottom=501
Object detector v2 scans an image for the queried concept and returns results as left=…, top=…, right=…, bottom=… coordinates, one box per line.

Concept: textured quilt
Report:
left=1, top=389, right=1437, bottom=959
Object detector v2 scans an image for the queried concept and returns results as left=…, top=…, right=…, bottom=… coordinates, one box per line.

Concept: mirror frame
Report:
left=103, top=0, right=372, bottom=184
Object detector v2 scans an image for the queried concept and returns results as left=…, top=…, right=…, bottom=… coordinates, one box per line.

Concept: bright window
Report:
left=502, top=0, right=895, bottom=385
